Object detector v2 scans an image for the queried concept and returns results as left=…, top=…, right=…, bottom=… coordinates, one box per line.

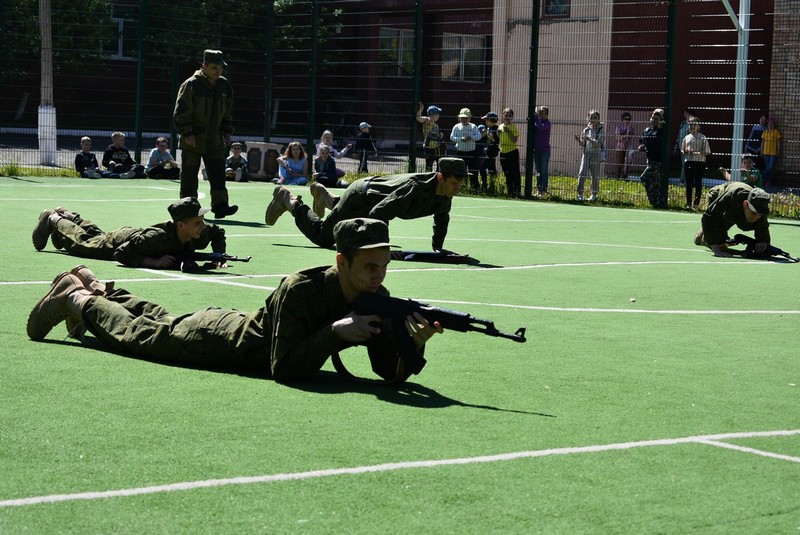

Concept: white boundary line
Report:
left=1, top=429, right=798, bottom=508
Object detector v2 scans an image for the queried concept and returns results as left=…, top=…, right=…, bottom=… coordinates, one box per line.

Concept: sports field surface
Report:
left=2, top=177, right=799, bottom=533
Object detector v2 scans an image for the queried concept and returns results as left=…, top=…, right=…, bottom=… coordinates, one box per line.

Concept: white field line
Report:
left=423, top=298, right=800, bottom=315
left=135, top=268, right=279, bottom=291
left=454, top=214, right=699, bottom=224
left=1, top=429, right=798, bottom=508
left=697, top=440, right=800, bottom=464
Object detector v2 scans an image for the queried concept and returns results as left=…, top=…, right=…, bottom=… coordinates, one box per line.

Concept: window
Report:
left=543, top=0, right=571, bottom=19
left=379, top=28, right=414, bottom=77
left=102, top=16, right=135, bottom=61
left=441, top=34, right=487, bottom=83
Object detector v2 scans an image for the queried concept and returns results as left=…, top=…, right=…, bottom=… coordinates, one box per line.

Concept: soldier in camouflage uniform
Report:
left=694, top=182, right=771, bottom=258
left=31, top=198, right=226, bottom=269
left=174, top=49, right=238, bottom=218
left=26, top=219, right=442, bottom=383
left=265, top=157, right=469, bottom=251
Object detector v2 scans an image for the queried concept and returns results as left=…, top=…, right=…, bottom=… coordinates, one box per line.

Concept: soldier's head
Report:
left=334, top=218, right=392, bottom=301
left=435, top=157, right=468, bottom=198
left=169, top=197, right=209, bottom=242
left=744, top=188, right=770, bottom=223
left=202, top=49, right=226, bottom=82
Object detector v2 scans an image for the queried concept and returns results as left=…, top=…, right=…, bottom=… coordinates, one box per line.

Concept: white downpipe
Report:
left=730, top=0, right=750, bottom=182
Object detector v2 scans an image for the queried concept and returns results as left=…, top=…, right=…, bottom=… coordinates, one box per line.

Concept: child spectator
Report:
left=680, top=118, right=711, bottom=210
left=450, top=108, right=481, bottom=189
left=638, top=109, right=666, bottom=207
left=225, top=142, right=248, bottom=182
left=613, top=112, right=634, bottom=179
left=277, top=142, right=309, bottom=185
left=102, top=132, right=146, bottom=178
left=316, top=130, right=352, bottom=160
left=354, top=122, right=377, bottom=173
left=313, top=145, right=347, bottom=188
left=761, top=118, right=781, bottom=186
left=416, top=103, right=445, bottom=172
left=498, top=108, right=521, bottom=197
left=478, top=112, right=500, bottom=191
left=533, top=106, right=552, bottom=196
left=720, top=154, right=763, bottom=188
left=146, top=137, right=180, bottom=179
left=574, top=109, right=605, bottom=201
left=74, top=137, right=109, bottom=179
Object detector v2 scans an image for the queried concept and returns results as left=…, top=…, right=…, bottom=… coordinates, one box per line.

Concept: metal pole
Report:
left=524, top=0, right=541, bottom=198
left=730, top=0, right=751, bottom=181
left=38, top=0, right=57, bottom=165
left=170, top=60, right=179, bottom=151
left=133, top=0, right=148, bottom=161
left=264, top=1, right=275, bottom=141
left=306, top=0, right=320, bottom=170
left=659, top=0, right=678, bottom=209
left=408, top=0, right=423, bottom=173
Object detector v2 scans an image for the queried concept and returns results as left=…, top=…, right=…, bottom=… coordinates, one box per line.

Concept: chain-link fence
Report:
left=1, top=0, right=798, bottom=217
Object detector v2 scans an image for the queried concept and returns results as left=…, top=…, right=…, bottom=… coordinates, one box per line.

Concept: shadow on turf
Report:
left=39, top=338, right=551, bottom=416
left=289, top=371, right=555, bottom=417
left=272, top=244, right=504, bottom=268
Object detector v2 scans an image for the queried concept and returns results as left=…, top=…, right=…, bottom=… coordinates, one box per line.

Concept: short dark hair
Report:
left=621, top=112, right=631, bottom=120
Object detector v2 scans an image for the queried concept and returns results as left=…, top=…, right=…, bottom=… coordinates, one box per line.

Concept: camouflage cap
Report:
left=438, top=157, right=469, bottom=178
left=203, top=49, right=227, bottom=66
left=747, top=187, right=770, bottom=215
left=333, top=218, right=392, bottom=252
left=168, top=197, right=210, bottom=222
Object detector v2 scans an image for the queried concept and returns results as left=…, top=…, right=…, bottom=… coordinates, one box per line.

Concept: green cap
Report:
left=747, top=187, right=770, bottom=215
left=333, top=218, right=392, bottom=252
left=438, top=157, right=469, bottom=178
left=203, top=49, right=226, bottom=66
left=168, top=197, right=210, bottom=222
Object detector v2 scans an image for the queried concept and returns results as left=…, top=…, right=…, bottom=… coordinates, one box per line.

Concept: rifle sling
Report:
left=331, top=352, right=409, bottom=385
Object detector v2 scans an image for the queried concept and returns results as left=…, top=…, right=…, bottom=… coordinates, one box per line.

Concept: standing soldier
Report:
left=174, top=49, right=238, bottom=218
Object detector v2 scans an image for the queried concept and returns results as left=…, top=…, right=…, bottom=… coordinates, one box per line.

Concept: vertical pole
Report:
left=264, top=0, right=275, bottom=141
left=408, top=0, right=423, bottom=173
left=659, top=0, right=678, bottom=208
left=133, top=0, right=148, bottom=161
left=524, top=0, right=541, bottom=198
left=170, top=60, right=179, bottom=151
left=730, top=0, right=750, bottom=182
left=0, top=1, right=4, bottom=134
left=38, top=0, right=57, bottom=165
left=306, top=0, right=319, bottom=169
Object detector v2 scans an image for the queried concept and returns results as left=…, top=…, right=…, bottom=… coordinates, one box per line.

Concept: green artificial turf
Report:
left=1, top=177, right=799, bottom=533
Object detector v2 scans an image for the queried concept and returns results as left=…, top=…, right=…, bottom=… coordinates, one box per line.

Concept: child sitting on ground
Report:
left=225, top=142, right=248, bottom=182
left=146, top=137, right=180, bottom=179
left=313, top=145, right=347, bottom=188
left=74, top=136, right=114, bottom=179
left=102, top=132, right=146, bottom=178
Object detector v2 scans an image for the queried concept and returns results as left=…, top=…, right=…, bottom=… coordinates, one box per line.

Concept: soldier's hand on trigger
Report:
left=333, top=312, right=382, bottom=342
left=405, top=312, right=444, bottom=350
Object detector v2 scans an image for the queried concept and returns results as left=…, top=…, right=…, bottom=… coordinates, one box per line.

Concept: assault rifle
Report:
left=351, top=292, right=527, bottom=376
left=725, top=234, right=799, bottom=263
left=390, top=249, right=479, bottom=265
left=180, top=252, right=253, bottom=273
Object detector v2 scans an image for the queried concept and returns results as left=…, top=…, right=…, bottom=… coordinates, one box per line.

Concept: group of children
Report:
left=415, top=104, right=525, bottom=196
left=75, top=133, right=252, bottom=183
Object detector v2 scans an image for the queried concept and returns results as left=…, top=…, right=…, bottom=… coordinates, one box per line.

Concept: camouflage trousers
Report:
left=81, top=288, right=267, bottom=371
left=639, top=160, right=661, bottom=207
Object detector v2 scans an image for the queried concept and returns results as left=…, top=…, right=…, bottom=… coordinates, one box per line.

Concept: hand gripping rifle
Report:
left=351, top=292, right=527, bottom=376
left=725, top=234, right=799, bottom=263
left=180, top=252, right=253, bottom=273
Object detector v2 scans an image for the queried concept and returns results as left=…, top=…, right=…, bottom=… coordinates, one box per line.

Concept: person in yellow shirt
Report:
left=760, top=117, right=781, bottom=186
left=498, top=108, right=521, bottom=197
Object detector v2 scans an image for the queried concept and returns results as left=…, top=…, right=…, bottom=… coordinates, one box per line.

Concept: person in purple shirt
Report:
left=533, top=106, right=552, bottom=196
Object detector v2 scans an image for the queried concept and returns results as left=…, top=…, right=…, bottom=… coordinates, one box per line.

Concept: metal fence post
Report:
left=659, top=0, right=678, bottom=209
left=408, top=0, right=423, bottom=173
left=524, top=0, right=542, bottom=198
left=134, top=0, right=149, bottom=161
